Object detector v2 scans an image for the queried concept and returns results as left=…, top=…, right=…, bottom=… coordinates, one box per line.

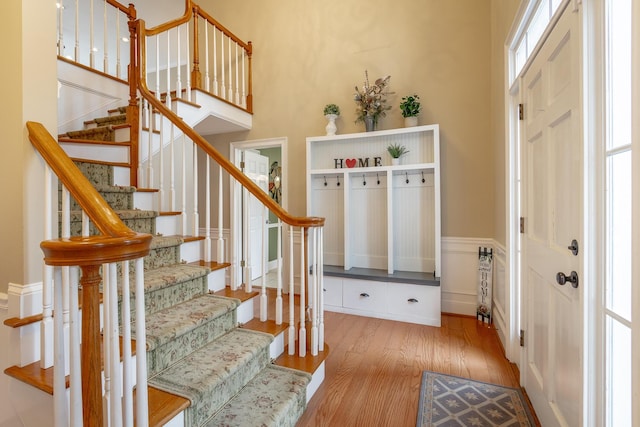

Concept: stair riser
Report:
left=65, top=216, right=155, bottom=237
left=144, top=245, right=181, bottom=271
left=146, top=310, right=236, bottom=376
left=122, top=276, right=208, bottom=321
left=73, top=162, right=113, bottom=186
left=62, top=191, right=134, bottom=212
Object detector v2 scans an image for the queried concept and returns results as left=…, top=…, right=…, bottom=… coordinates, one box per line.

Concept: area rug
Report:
left=416, top=371, right=536, bottom=426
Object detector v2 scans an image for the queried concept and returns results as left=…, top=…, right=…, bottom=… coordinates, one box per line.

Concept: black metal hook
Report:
left=336, top=176, right=340, bottom=186
left=405, top=172, right=409, bottom=184
left=324, top=176, right=327, bottom=187
left=363, top=174, right=366, bottom=186
left=422, top=171, right=425, bottom=183
left=376, top=173, right=380, bottom=185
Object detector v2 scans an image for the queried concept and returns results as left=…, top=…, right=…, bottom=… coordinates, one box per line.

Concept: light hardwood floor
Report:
left=296, top=311, right=530, bottom=427
left=252, top=283, right=536, bottom=426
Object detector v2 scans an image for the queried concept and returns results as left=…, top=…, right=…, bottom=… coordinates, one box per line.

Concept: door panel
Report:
left=243, top=150, right=269, bottom=281
left=521, top=5, right=583, bottom=426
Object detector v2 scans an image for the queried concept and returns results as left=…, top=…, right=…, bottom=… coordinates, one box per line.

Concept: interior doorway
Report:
left=229, top=137, right=288, bottom=288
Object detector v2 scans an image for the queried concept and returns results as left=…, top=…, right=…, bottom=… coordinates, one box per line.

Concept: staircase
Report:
left=4, top=109, right=319, bottom=426
left=72, top=113, right=314, bottom=426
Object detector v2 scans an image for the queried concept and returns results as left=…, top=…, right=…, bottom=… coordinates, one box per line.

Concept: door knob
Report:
left=556, top=271, right=579, bottom=288
left=359, top=293, right=370, bottom=298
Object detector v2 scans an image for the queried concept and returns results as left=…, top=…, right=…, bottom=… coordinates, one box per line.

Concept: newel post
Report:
left=191, top=5, right=202, bottom=90
left=80, top=264, right=104, bottom=426
left=127, top=15, right=139, bottom=188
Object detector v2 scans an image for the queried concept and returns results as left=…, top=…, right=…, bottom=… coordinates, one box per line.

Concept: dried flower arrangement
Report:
left=353, top=70, right=394, bottom=124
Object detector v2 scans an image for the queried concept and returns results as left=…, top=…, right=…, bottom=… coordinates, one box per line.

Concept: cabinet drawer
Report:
left=386, top=283, right=439, bottom=318
left=342, top=279, right=386, bottom=312
left=322, top=276, right=343, bottom=307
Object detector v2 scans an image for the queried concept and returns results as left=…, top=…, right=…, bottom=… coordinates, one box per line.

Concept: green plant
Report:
left=387, top=143, right=409, bottom=158
left=399, top=94, right=421, bottom=118
left=323, top=103, right=341, bottom=116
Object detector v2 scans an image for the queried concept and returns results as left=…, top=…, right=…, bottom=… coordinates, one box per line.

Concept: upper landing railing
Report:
left=56, top=0, right=252, bottom=113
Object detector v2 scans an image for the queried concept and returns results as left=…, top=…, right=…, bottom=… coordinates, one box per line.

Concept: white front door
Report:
left=243, top=150, right=269, bottom=281
left=520, top=5, right=583, bottom=427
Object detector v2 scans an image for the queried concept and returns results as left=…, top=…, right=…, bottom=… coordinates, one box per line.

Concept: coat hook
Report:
left=363, top=174, right=366, bottom=186
left=324, top=176, right=327, bottom=186
left=337, top=176, right=340, bottom=186
left=421, top=171, right=425, bottom=183
left=405, top=172, right=409, bottom=184
left=376, top=173, right=380, bottom=185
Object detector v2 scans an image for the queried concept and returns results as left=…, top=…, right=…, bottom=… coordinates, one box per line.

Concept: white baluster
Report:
left=158, top=113, right=165, bottom=211
left=204, top=21, right=210, bottom=92
left=108, top=263, right=123, bottom=427
left=61, top=188, right=71, bottom=376
left=147, top=99, right=154, bottom=188
left=121, top=261, right=134, bottom=427
left=116, top=13, right=121, bottom=79
left=288, top=226, right=295, bottom=355
left=181, top=134, right=187, bottom=234
left=235, top=42, right=240, bottom=105
left=260, top=205, right=267, bottom=321
left=176, top=25, right=182, bottom=100
left=311, top=227, right=318, bottom=356
left=166, top=30, right=172, bottom=111
left=227, top=37, right=232, bottom=101
left=155, top=35, right=160, bottom=101
left=135, top=258, right=149, bottom=427
left=138, top=101, right=144, bottom=187
left=217, top=165, right=224, bottom=263
left=275, top=220, right=283, bottom=325
left=170, top=124, right=176, bottom=211
left=102, top=263, right=111, bottom=423
left=220, top=31, right=225, bottom=99
left=185, top=21, right=191, bottom=102
left=41, top=166, right=54, bottom=368
left=243, top=187, right=252, bottom=292
left=53, top=267, right=68, bottom=427
left=192, top=143, right=199, bottom=236
left=299, top=227, right=306, bottom=357
left=57, top=2, right=64, bottom=56
left=74, top=0, right=79, bottom=61
left=90, top=0, right=95, bottom=69
left=69, top=266, right=82, bottom=426
left=103, top=0, right=108, bottom=74
left=318, top=227, right=325, bottom=351
left=213, top=27, right=218, bottom=96
left=241, top=48, right=246, bottom=108
left=204, top=156, right=211, bottom=262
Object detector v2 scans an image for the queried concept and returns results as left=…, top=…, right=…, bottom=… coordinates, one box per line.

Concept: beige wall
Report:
left=0, top=0, right=58, bottom=294
left=204, top=0, right=501, bottom=239
left=491, top=1, right=522, bottom=246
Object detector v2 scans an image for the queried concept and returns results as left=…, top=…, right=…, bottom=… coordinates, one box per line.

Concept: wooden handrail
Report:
left=106, top=0, right=136, bottom=19
left=144, top=0, right=193, bottom=36
left=133, top=20, right=324, bottom=229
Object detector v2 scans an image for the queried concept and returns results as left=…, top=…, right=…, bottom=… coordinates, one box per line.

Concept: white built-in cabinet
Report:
left=306, top=125, right=441, bottom=326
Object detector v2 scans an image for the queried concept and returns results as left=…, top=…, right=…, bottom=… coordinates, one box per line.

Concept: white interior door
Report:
left=520, top=5, right=583, bottom=427
left=243, top=150, right=269, bottom=281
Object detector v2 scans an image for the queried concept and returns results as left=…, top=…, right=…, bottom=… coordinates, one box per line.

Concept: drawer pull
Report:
left=408, top=298, right=419, bottom=303
left=323, top=288, right=327, bottom=292
left=359, top=293, right=370, bottom=298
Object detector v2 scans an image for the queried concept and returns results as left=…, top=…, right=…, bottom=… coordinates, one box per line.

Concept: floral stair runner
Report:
left=65, top=113, right=310, bottom=426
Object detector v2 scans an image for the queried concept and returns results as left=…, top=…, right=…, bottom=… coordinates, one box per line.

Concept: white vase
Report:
left=404, top=116, right=418, bottom=127
left=325, top=114, right=338, bottom=136
left=391, top=158, right=400, bottom=166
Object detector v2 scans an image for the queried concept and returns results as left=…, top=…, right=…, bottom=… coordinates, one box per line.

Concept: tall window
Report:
left=604, top=0, right=632, bottom=425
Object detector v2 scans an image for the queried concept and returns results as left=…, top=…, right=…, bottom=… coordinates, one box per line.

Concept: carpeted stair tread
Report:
left=92, top=114, right=127, bottom=126
left=64, top=126, right=114, bottom=141
left=143, top=294, right=238, bottom=352
left=148, top=328, right=274, bottom=427
left=68, top=209, right=157, bottom=222
left=202, top=365, right=311, bottom=427
left=150, top=235, right=185, bottom=250
left=138, top=264, right=210, bottom=295
left=142, top=294, right=240, bottom=376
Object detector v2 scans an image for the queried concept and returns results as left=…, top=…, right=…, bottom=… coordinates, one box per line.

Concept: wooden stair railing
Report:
left=27, top=121, right=152, bottom=426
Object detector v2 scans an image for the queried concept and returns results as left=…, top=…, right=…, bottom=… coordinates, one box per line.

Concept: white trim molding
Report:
left=0, top=292, right=8, bottom=310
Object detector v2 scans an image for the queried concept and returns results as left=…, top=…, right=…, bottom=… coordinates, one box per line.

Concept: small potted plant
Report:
left=323, top=104, right=340, bottom=136
left=399, top=94, right=421, bottom=127
left=387, top=143, right=409, bottom=165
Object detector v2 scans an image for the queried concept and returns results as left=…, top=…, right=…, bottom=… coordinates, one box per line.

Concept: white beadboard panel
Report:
left=349, top=174, right=387, bottom=270
left=392, top=169, right=435, bottom=272
left=307, top=126, right=436, bottom=170
left=309, top=174, right=344, bottom=266
left=441, top=237, right=493, bottom=315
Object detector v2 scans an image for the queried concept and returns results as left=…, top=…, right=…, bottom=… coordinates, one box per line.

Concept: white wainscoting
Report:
left=491, top=243, right=508, bottom=351
left=441, top=237, right=494, bottom=316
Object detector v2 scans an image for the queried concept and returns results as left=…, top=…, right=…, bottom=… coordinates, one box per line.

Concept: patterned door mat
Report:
left=416, top=371, right=536, bottom=426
